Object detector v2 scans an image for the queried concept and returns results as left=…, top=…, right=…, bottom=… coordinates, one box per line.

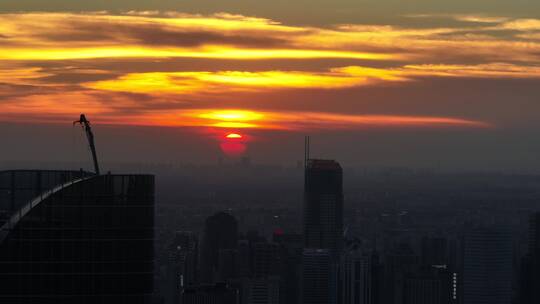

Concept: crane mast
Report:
left=74, top=114, right=101, bottom=175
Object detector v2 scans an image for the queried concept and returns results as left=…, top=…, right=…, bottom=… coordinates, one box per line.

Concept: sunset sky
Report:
left=1, top=1, right=539, bottom=170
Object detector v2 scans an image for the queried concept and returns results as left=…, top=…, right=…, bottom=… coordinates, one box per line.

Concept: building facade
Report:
left=301, top=248, right=338, bottom=304
left=182, top=283, right=239, bottom=304
left=0, top=171, right=155, bottom=304
left=463, top=228, right=512, bottom=304
left=341, top=245, right=372, bottom=304
left=0, top=170, right=91, bottom=222
left=303, top=159, right=343, bottom=253
left=520, top=212, right=540, bottom=304
left=403, top=266, right=452, bottom=304
left=200, top=212, right=239, bottom=283
left=167, top=231, right=199, bottom=304
left=242, top=276, right=280, bottom=304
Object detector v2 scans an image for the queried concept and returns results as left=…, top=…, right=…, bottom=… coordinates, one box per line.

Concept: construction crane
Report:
left=74, top=114, right=101, bottom=175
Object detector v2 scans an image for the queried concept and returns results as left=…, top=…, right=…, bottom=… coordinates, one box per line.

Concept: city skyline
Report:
left=1, top=1, right=540, bottom=303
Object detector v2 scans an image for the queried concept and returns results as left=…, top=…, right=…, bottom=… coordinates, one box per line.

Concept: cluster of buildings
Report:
left=163, top=159, right=540, bottom=304
left=1, top=161, right=540, bottom=304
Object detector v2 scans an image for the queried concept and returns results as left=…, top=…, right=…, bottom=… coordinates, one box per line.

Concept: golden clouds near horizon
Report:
left=198, top=110, right=264, bottom=129
left=199, top=110, right=264, bottom=122
left=0, top=47, right=395, bottom=61
left=85, top=64, right=540, bottom=95
left=84, top=68, right=407, bottom=94
left=139, top=110, right=493, bottom=130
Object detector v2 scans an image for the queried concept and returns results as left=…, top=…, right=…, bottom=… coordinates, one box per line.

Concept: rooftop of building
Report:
left=306, top=159, right=342, bottom=170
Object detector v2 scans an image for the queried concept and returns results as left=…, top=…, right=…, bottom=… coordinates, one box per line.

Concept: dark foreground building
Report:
left=0, top=170, right=154, bottom=304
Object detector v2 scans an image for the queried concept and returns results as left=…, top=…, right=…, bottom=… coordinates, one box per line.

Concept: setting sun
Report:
left=226, top=133, right=243, bottom=139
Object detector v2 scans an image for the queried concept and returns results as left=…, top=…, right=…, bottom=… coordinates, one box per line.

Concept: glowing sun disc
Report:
left=226, top=133, right=243, bottom=139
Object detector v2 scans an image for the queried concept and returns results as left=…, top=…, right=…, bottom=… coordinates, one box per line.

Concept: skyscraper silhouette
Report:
left=0, top=170, right=155, bottom=304
left=200, top=212, right=239, bottom=283
left=303, top=159, right=344, bottom=253
left=301, top=248, right=338, bottom=304
left=167, top=231, right=198, bottom=304
left=252, top=242, right=280, bottom=278
left=182, top=283, right=239, bottom=304
left=341, top=241, right=372, bottom=304
left=242, top=276, right=281, bottom=304
left=274, top=232, right=303, bottom=304
left=403, top=266, right=452, bottom=304
left=381, top=243, right=420, bottom=304
left=530, top=212, right=540, bottom=304
left=463, top=227, right=512, bottom=304
left=520, top=212, right=540, bottom=304
left=421, top=237, right=448, bottom=266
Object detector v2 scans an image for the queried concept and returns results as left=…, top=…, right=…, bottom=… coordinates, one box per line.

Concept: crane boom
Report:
left=74, top=114, right=101, bottom=175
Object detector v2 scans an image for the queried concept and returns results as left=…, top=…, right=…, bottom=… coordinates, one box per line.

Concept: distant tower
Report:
left=403, top=266, right=452, bottom=304
left=341, top=242, right=372, bottom=304
left=463, top=228, right=512, bottom=304
left=217, top=248, right=238, bottom=282
left=520, top=212, right=540, bottom=304
left=242, top=241, right=281, bottom=304
left=381, top=243, right=420, bottom=304
left=301, top=249, right=338, bottom=304
left=303, top=159, right=344, bottom=253
left=421, top=236, right=448, bottom=266
left=529, top=212, right=540, bottom=303
left=182, top=283, right=239, bottom=304
left=167, top=231, right=198, bottom=304
left=252, top=242, right=280, bottom=278
left=200, top=212, right=238, bottom=283
left=243, top=276, right=281, bottom=304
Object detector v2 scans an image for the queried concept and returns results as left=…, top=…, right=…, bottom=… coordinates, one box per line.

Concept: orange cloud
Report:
left=0, top=67, right=51, bottom=85
left=402, top=63, right=540, bottom=79
left=0, top=12, right=394, bottom=61
left=84, top=67, right=407, bottom=94
left=0, top=93, right=493, bottom=131
left=84, top=63, right=540, bottom=96
left=1, top=12, right=539, bottom=63
left=498, top=19, right=540, bottom=31
left=2, top=12, right=538, bottom=131
left=0, top=47, right=393, bottom=61
left=127, top=109, right=492, bottom=130
left=0, top=92, right=108, bottom=122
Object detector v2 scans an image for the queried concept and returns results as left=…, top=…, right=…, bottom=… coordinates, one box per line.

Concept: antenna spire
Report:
left=304, top=135, right=310, bottom=168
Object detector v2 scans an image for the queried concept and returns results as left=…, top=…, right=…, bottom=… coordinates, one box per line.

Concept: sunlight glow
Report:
left=199, top=110, right=264, bottom=122
left=226, top=133, right=243, bottom=139
left=0, top=47, right=395, bottom=61
left=85, top=68, right=408, bottom=94
left=139, top=109, right=491, bottom=130
left=198, top=110, right=265, bottom=129
left=211, top=122, right=260, bottom=128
